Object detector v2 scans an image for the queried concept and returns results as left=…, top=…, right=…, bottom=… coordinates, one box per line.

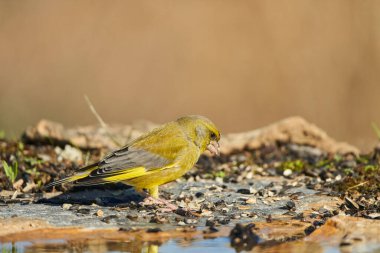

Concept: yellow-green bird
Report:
left=47, top=115, right=220, bottom=205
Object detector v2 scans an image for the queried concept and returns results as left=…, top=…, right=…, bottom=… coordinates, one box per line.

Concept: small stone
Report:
left=146, top=227, right=162, bottom=233
left=304, top=225, right=315, bottom=235
left=178, top=221, right=186, bottom=226
left=150, top=216, right=168, bottom=224
left=367, top=213, right=380, bottom=219
left=185, top=218, right=197, bottom=224
left=246, top=171, right=253, bottom=179
left=246, top=198, right=256, bottom=204
left=206, top=219, right=216, bottom=227
left=237, top=189, right=251, bottom=195
left=313, top=220, right=325, bottom=227
left=283, top=169, right=292, bottom=177
left=345, top=197, right=359, bottom=210
left=126, top=214, right=138, bottom=221
left=231, top=214, right=241, bottom=219
left=215, top=177, right=224, bottom=184
left=96, top=209, right=104, bottom=217
left=201, top=209, right=213, bottom=216
left=285, top=200, right=296, bottom=210
left=55, top=145, right=83, bottom=163
left=195, top=192, right=204, bottom=198
left=101, top=215, right=118, bottom=223
left=217, top=217, right=230, bottom=225
left=62, top=203, right=72, bottom=210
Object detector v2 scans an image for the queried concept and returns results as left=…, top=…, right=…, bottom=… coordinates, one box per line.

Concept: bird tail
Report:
left=44, top=163, right=98, bottom=188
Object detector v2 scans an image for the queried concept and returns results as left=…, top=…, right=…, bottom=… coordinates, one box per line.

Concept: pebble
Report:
left=217, top=217, right=230, bottom=225
left=150, top=216, right=168, bottom=224
left=185, top=218, right=197, bottom=224
left=231, top=214, right=241, bottom=219
left=62, top=203, right=72, bottom=210
left=237, top=189, right=251, bottom=194
left=126, top=214, right=138, bottom=221
left=283, top=169, right=293, bottom=177
left=313, top=220, right=325, bottom=227
left=206, top=219, right=216, bottom=227
left=367, top=213, right=380, bottom=219
left=285, top=200, right=296, bottom=210
left=304, top=225, right=316, bottom=235
left=101, top=215, right=118, bottom=223
left=146, top=227, right=162, bottom=233
left=345, top=196, right=359, bottom=210
left=96, top=209, right=104, bottom=217
left=195, top=192, right=204, bottom=198
left=246, top=198, right=257, bottom=204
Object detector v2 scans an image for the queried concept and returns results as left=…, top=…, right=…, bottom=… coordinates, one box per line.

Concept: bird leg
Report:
left=136, top=186, right=178, bottom=211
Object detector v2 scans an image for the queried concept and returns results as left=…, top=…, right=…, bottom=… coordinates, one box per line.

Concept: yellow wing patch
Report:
left=101, top=163, right=178, bottom=183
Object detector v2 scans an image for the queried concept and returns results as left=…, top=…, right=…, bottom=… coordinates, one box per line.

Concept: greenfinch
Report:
left=47, top=115, right=220, bottom=201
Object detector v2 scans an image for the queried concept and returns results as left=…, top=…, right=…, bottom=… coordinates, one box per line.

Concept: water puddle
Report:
left=2, top=235, right=380, bottom=253
left=4, top=238, right=380, bottom=253
left=1, top=237, right=235, bottom=253
left=1, top=216, right=380, bottom=253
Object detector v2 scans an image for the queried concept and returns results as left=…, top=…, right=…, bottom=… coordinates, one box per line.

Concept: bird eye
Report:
left=210, top=132, right=216, bottom=139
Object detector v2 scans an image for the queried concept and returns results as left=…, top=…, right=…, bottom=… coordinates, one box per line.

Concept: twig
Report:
left=347, top=181, right=369, bottom=191
left=84, top=95, right=123, bottom=147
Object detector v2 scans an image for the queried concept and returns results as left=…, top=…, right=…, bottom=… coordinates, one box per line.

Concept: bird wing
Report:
left=72, top=123, right=191, bottom=185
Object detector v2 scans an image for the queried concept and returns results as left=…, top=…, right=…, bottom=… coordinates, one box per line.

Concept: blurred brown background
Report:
left=0, top=0, right=379, bottom=151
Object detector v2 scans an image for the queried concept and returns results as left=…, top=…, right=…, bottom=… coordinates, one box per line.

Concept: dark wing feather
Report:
left=89, top=146, right=170, bottom=178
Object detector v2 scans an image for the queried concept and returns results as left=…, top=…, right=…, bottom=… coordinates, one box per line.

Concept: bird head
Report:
left=177, top=115, right=220, bottom=156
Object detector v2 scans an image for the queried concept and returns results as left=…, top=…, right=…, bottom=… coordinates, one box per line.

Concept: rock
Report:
left=285, top=200, right=296, bottom=210
left=23, top=119, right=157, bottom=150
left=55, top=145, right=83, bottom=163
left=219, top=116, right=359, bottom=155
left=146, top=227, right=162, bottom=233
left=96, top=210, right=104, bottom=217
left=62, top=203, right=72, bottom=210
left=237, top=189, right=251, bottom=195
left=0, top=217, right=50, bottom=236
left=345, top=197, right=359, bottom=210
left=245, top=198, right=257, bottom=204
left=283, top=169, right=293, bottom=177
left=366, top=213, right=380, bottom=219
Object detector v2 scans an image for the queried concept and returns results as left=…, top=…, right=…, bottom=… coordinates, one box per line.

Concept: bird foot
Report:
left=140, top=196, right=178, bottom=211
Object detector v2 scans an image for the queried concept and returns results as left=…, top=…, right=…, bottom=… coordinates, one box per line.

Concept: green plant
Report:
left=214, top=171, right=226, bottom=178
left=363, top=165, right=379, bottom=173
left=281, top=160, right=305, bottom=172
left=2, top=160, right=18, bottom=184
left=25, top=167, right=40, bottom=177
left=24, top=156, right=43, bottom=166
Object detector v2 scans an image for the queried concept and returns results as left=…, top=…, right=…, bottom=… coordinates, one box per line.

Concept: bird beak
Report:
left=207, top=140, right=220, bottom=156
